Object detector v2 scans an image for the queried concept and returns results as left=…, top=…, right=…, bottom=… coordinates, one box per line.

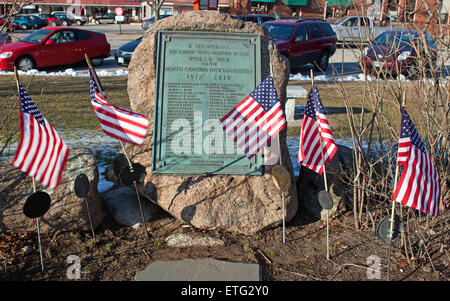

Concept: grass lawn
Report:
left=0, top=75, right=437, bottom=146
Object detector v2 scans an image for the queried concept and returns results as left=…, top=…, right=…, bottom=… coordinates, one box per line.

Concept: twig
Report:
left=142, top=248, right=151, bottom=261
left=274, top=267, right=318, bottom=281
left=256, top=248, right=272, bottom=264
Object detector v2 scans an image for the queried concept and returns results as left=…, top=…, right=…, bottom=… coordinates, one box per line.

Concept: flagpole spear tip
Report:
left=310, top=69, right=314, bottom=86
left=402, top=91, right=406, bottom=107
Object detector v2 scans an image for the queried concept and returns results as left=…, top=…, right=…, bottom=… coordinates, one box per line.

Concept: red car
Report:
left=0, top=27, right=110, bottom=71
left=263, top=19, right=337, bottom=72
left=39, top=14, right=62, bottom=26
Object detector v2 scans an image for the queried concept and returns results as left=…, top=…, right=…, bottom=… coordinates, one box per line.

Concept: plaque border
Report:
left=152, top=31, right=263, bottom=175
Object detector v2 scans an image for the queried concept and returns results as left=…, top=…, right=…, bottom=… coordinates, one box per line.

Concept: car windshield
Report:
left=263, top=23, right=295, bottom=40
left=374, top=31, right=419, bottom=47
left=20, top=29, right=52, bottom=44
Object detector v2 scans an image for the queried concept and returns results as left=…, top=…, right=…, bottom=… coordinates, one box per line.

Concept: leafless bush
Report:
left=331, top=2, right=448, bottom=268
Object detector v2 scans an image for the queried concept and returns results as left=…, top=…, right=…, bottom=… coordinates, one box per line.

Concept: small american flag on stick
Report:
left=13, top=82, right=69, bottom=189
left=297, top=84, right=337, bottom=174
left=297, top=84, right=337, bottom=175
left=220, top=74, right=286, bottom=159
left=393, top=108, right=440, bottom=217
left=89, top=68, right=148, bottom=145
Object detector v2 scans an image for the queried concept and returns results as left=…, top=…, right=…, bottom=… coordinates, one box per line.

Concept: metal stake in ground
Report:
left=386, top=91, right=407, bottom=280
left=74, top=173, right=96, bottom=243
left=22, top=186, right=51, bottom=272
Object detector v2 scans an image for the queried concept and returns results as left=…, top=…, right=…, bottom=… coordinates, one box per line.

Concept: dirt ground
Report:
left=0, top=197, right=448, bottom=282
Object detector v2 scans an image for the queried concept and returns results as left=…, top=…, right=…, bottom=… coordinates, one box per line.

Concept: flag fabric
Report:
left=297, top=84, right=337, bottom=175
left=89, top=68, right=148, bottom=145
left=13, top=82, right=69, bottom=189
left=393, top=108, right=440, bottom=217
left=220, top=74, right=286, bottom=159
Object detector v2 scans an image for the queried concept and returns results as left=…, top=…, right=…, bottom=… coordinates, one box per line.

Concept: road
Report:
left=6, top=23, right=448, bottom=77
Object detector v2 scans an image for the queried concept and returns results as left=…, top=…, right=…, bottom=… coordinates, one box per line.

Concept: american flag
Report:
left=393, top=108, right=440, bottom=217
left=220, top=74, right=286, bottom=159
left=13, top=82, right=69, bottom=189
left=298, top=84, right=337, bottom=175
left=89, top=68, right=148, bottom=145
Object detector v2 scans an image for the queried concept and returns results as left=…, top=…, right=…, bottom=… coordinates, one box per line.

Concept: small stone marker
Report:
left=135, top=258, right=262, bottom=281
left=285, top=85, right=307, bottom=124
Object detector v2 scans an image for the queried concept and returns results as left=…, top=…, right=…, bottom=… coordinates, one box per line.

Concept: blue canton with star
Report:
left=89, top=72, right=100, bottom=103
left=312, top=85, right=326, bottom=115
left=400, top=108, right=427, bottom=153
left=250, top=75, right=279, bottom=112
left=19, top=83, right=45, bottom=127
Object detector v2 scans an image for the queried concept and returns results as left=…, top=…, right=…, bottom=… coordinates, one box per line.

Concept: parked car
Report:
left=263, top=19, right=337, bottom=71
left=51, top=12, right=74, bottom=26
left=38, top=14, right=62, bottom=26
left=115, top=37, right=142, bottom=66
left=231, top=14, right=275, bottom=24
left=67, top=12, right=87, bottom=26
left=92, top=13, right=118, bottom=24
left=360, top=30, right=437, bottom=78
left=0, top=27, right=111, bottom=71
left=0, top=33, right=12, bottom=46
left=141, top=14, right=172, bottom=30
left=14, top=15, right=48, bottom=30
left=330, top=16, right=404, bottom=44
left=0, top=18, right=20, bottom=31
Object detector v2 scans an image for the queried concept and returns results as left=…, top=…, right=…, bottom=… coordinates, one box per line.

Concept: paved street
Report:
left=6, top=23, right=448, bottom=77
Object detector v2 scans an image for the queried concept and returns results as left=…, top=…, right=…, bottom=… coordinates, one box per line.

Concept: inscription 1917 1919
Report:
left=152, top=31, right=263, bottom=175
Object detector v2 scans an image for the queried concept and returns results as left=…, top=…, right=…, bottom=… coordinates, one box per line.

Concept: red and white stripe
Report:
left=393, top=142, right=440, bottom=217
left=13, top=112, right=69, bottom=189
left=220, top=94, right=286, bottom=159
left=92, top=91, right=148, bottom=145
left=298, top=113, right=337, bottom=175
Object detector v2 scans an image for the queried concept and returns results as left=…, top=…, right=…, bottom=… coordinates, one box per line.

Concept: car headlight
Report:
left=0, top=52, right=13, bottom=59
left=362, top=47, right=369, bottom=56
left=397, top=51, right=411, bottom=61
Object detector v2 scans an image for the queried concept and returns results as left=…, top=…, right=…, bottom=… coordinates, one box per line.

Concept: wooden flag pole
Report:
left=85, top=54, right=150, bottom=239
left=15, top=67, right=45, bottom=272
left=387, top=91, right=406, bottom=280
left=311, top=69, right=330, bottom=260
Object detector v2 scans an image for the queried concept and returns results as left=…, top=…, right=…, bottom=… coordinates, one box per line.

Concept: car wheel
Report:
left=76, top=20, right=82, bottom=26
left=62, top=20, right=68, bottom=26
left=16, top=56, right=36, bottom=71
left=20, top=24, right=28, bottom=30
left=95, top=20, right=100, bottom=25
left=50, top=21, right=56, bottom=26
left=91, top=57, right=104, bottom=66
left=314, top=52, right=329, bottom=72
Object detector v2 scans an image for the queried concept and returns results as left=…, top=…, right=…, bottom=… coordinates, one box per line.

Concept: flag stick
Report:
left=85, top=54, right=149, bottom=239
left=311, top=69, right=330, bottom=260
left=387, top=91, right=406, bottom=280
left=15, top=67, right=45, bottom=272
left=271, top=60, right=286, bottom=244
left=84, top=197, right=97, bottom=243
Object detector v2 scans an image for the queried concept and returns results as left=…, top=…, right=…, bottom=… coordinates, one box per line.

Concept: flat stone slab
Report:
left=135, top=258, right=262, bottom=281
left=286, top=85, right=307, bottom=99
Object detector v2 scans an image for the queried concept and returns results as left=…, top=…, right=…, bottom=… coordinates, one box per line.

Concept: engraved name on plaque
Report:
left=152, top=31, right=262, bottom=175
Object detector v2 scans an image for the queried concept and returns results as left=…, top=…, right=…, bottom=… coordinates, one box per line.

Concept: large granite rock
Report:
left=296, top=144, right=354, bottom=222
left=0, top=148, right=102, bottom=233
left=125, top=11, right=298, bottom=235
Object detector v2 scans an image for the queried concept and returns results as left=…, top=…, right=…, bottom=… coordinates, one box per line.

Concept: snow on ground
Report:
left=1, top=68, right=448, bottom=83
left=0, top=68, right=128, bottom=77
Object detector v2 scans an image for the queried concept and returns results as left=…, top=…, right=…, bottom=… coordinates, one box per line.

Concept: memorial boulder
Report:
left=125, top=11, right=297, bottom=235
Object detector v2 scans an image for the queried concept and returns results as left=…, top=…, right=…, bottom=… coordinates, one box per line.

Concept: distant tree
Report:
left=145, top=0, right=165, bottom=21
left=1, top=0, right=34, bottom=34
